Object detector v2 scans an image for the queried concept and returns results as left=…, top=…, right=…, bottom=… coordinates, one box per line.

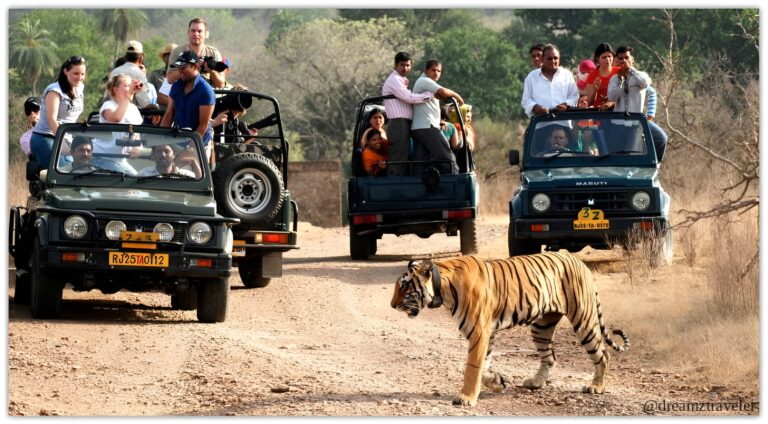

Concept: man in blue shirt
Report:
left=160, top=50, right=215, bottom=163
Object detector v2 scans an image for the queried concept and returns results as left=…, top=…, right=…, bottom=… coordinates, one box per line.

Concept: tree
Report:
left=271, top=17, right=420, bottom=160
left=9, top=17, right=59, bottom=94
left=94, top=9, right=149, bottom=61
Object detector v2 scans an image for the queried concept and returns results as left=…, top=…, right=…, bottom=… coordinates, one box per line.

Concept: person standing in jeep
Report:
left=381, top=52, right=433, bottom=176
left=521, top=44, right=579, bottom=117
left=167, top=18, right=225, bottom=89
left=160, top=51, right=216, bottom=163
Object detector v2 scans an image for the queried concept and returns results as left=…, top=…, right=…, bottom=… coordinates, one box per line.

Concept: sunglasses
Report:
left=66, top=55, right=85, bottom=66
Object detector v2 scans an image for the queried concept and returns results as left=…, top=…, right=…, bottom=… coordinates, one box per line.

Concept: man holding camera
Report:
left=167, top=17, right=226, bottom=89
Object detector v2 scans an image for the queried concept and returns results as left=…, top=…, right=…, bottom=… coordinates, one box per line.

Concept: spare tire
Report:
left=214, top=153, right=285, bottom=222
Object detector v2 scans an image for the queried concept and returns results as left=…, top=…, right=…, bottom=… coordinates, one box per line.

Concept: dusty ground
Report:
left=6, top=216, right=759, bottom=416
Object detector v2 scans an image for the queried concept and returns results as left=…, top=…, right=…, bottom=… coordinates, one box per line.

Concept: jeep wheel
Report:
left=171, top=289, right=198, bottom=310
left=369, top=237, right=378, bottom=255
left=238, top=257, right=271, bottom=288
left=350, top=228, right=372, bottom=260
left=649, top=227, right=674, bottom=268
left=197, top=277, right=229, bottom=323
left=459, top=218, right=478, bottom=255
left=13, top=270, right=31, bottom=306
left=30, top=240, right=64, bottom=319
left=508, top=223, right=540, bottom=256
left=214, top=153, right=285, bottom=222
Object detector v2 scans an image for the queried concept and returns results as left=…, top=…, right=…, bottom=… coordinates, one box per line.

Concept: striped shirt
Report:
left=382, top=70, right=432, bottom=120
left=645, top=84, right=657, bottom=118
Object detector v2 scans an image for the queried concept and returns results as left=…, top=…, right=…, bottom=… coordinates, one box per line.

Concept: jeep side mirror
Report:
left=508, top=149, right=520, bottom=166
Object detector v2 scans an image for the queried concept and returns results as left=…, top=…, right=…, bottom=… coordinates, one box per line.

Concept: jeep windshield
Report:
left=52, top=125, right=205, bottom=182
left=526, top=113, right=655, bottom=166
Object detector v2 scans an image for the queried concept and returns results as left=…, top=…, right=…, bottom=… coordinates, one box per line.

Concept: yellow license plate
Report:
left=120, top=231, right=160, bottom=242
left=233, top=240, right=246, bottom=257
left=108, top=252, right=169, bottom=267
left=573, top=207, right=610, bottom=230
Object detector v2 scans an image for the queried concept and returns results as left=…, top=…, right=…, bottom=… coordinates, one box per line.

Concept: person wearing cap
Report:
left=167, top=18, right=225, bottom=89
left=108, top=40, right=154, bottom=109
left=160, top=50, right=216, bottom=163
left=150, top=43, right=177, bottom=93
left=19, top=97, right=41, bottom=156
left=30, top=55, right=87, bottom=168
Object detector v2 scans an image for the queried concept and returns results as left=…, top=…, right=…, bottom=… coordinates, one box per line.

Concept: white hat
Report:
left=126, top=40, right=143, bottom=54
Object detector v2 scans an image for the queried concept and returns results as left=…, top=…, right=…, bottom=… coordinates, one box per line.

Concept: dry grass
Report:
left=8, top=152, right=28, bottom=209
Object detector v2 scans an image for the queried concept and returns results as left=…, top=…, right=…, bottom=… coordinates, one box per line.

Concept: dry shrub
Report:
left=8, top=151, right=28, bottom=209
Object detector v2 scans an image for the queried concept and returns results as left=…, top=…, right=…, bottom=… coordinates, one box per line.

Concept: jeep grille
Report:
left=551, top=190, right=634, bottom=214
left=96, top=219, right=185, bottom=243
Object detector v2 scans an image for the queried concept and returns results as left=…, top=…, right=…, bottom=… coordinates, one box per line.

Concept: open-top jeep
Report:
left=508, top=110, right=672, bottom=266
left=346, top=95, right=478, bottom=259
left=209, top=90, right=298, bottom=287
left=9, top=123, right=238, bottom=322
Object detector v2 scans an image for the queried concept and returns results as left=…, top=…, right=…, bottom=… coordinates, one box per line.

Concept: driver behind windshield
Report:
left=137, top=144, right=202, bottom=178
left=60, top=136, right=93, bottom=173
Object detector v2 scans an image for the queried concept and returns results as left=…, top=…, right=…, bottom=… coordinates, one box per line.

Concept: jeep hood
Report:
left=524, top=166, right=658, bottom=187
left=46, top=187, right=217, bottom=216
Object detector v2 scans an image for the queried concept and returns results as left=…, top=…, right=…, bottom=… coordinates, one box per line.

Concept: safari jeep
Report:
left=508, top=110, right=673, bottom=267
left=209, top=90, right=298, bottom=287
left=346, top=95, right=478, bottom=260
left=9, top=123, right=238, bottom=322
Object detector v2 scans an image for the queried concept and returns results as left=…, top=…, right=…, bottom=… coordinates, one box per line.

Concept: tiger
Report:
left=390, top=252, right=629, bottom=407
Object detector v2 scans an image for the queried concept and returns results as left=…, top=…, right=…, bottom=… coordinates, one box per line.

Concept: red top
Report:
left=585, top=66, right=620, bottom=106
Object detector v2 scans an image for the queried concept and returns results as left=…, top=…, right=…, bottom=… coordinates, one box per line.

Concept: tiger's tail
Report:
left=595, top=291, right=630, bottom=352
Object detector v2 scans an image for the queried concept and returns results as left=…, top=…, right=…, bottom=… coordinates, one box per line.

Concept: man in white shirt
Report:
left=411, top=59, right=464, bottom=176
left=521, top=44, right=579, bottom=117
left=381, top=52, right=433, bottom=176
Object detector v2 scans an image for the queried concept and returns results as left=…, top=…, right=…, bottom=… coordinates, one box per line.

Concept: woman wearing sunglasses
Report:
left=30, top=56, right=87, bottom=167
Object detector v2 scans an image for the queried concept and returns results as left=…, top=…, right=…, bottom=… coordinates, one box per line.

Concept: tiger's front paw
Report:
left=582, top=384, right=605, bottom=394
left=451, top=394, right=477, bottom=407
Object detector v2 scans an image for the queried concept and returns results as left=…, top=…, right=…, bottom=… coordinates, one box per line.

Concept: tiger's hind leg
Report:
left=481, top=333, right=510, bottom=393
left=523, top=313, right=563, bottom=390
left=573, top=318, right=609, bottom=394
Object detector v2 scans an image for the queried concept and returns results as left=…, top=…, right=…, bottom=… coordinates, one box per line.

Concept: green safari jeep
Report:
left=508, top=111, right=673, bottom=267
left=9, top=123, right=238, bottom=322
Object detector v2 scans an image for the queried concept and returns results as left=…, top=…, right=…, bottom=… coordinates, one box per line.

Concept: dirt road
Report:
left=7, top=216, right=759, bottom=416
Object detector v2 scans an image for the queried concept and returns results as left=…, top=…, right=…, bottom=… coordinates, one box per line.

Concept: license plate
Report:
left=233, top=240, right=246, bottom=257
left=573, top=207, right=610, bottom=230
left=120, top=231, right=159, bottom=242
left=108, top=252, right=169, bottom=267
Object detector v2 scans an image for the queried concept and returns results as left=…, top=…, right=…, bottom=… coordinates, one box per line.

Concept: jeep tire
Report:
left=508, top=223, right=540, bottom=256
left=238, top=256, right=271, bottom=288
left=214, top=153, right=285, bottom=222
left=459, top=218, right=478, bottom=255
left=196, top=277, right=229, bottom=323
left=349, top=228, right=372, bottom=260
left=30, top=239, right=64, bottom=319
left=13, top=270, right=31, bottom=306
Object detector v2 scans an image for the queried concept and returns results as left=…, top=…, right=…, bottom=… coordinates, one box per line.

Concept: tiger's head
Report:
left=390, top=260, right=440, bottom=318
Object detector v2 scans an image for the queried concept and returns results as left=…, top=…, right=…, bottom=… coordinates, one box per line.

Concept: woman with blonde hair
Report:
left=92, top=73, right=144, bottom=173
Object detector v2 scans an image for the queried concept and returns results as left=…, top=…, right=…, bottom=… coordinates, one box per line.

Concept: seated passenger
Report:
left=60, top=136, right=94, bottom=173
left=361, top=129, right=389, bottom=176
left=138, top=144, right=201, bottom=178
left=93, top=73, right=143, bottom=174
left=360, top=107, right=387, bottom=149
left=447, top=104, right=475, bottom=151
left=575, top=125, right=600, bottom=155
left=439, top=108, right=461, bottom=150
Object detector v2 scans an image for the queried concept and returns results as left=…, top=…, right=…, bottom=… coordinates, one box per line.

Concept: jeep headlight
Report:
left=531, top=193, right=551, bottom=213
left=188, top=222, right=212, bottom=244
left=153, top=223, right=175, bottom=242
left=631, top=191, right=651, bottom=211
left=105, top=221, right=126, bottom=240
left=63, top=215, right=88, bottom=239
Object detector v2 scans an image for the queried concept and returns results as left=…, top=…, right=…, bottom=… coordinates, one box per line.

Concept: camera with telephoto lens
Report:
left=202, top=56, right=229, bottom=72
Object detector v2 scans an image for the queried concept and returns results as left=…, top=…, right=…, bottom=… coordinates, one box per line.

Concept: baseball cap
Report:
left=24, top=96, right=41, bottom=116
left=126, top=40, right=143, bottom=54
left=222, top=57, right=231, bottom=67
left=170, top=50, right=199, bottom=68
left=578, top=59, right=596, bottom=74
